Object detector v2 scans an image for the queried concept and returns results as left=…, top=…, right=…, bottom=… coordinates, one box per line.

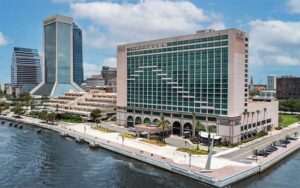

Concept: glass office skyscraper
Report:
left=73, top=23, right=84, bottom=86
left=11, top=47, right=41, bottom=97
left=31, top=15, right=83, bottom=97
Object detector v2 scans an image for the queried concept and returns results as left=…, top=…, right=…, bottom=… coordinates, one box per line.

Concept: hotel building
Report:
left=116, top=29, right=278, bottom=144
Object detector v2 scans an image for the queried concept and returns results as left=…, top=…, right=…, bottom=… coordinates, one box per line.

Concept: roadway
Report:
left=220, top=124, right=300, bottom=161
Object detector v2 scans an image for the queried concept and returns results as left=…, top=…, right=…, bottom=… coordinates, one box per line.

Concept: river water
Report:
left=0, top=121, right=299, bottom=188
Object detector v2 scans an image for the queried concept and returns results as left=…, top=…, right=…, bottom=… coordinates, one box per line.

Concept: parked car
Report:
left=286, top=136, right=298, bottom=141
left=267, top=145, right=278, bottom=151
left=128, top=127, right=137, bottom=132
left=279, top=139, right=291, bottom=145
left=274, top=142, right=287, bottom=148
left=255, top=150, right=268, bottom=157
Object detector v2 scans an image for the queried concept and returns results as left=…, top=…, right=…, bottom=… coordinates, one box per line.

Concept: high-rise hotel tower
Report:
left=31, top=15, right=83, bottom=97
left=117, top=29, right=278, bottom=144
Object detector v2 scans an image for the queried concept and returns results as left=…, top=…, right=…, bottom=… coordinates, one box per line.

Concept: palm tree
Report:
left=47, top=112, right=56, bottom=125
left=256, top=110, right=260, bottom=131
left=263, top=108, right=267, bottom=130
left=195, top=121, right=205, bottom=149
left=157, top=116, right=170, bottom=143
left=38, top=110, right=48, bottom=123
left=206, top=125, right=217, bottom=152
left=242, top=110, right=247, bottom=132
left=251, top=112, right=255, bottom=130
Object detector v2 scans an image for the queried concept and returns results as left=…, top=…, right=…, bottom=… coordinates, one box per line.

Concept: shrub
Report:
left=257, top=130, right=268, bottom=137
left=177, top=148, right=209, bottom=155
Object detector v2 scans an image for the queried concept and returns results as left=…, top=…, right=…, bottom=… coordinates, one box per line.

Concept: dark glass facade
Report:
left=126, top=35, right=229, bottom=116
left=32, top=16, right=83, bottom=97
left=73, top=23, right=83, bottom=86
left=45, top=23, right=56, bottom=84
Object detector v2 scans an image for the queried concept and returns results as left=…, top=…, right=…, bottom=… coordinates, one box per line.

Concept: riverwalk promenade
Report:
left=1, top=115, right=299, bottom=187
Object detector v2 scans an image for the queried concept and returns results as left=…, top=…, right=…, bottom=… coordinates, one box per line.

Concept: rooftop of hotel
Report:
left=118, top=28, right=248, bottom=48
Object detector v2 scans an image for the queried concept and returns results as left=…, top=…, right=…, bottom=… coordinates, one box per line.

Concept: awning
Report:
left=198, top=131, right=222, bottom=139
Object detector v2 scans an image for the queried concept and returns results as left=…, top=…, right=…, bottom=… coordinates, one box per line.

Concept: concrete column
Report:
left=147, top=133, right=150, bottom=139
left=181, top=123, right=184, bottom=136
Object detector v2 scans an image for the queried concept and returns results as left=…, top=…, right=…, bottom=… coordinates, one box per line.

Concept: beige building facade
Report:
left=116, top=29, right=278, bottom=144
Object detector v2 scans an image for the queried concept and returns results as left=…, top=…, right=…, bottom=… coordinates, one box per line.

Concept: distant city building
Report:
left=31, top=15, right=83, bottom=97
left=11, top=47, right=41, bottom=97
left=260, top=90, right=276, bottom=99
left=85, top=75, right=106, bottom=87
left=101, top=66, right=117, bottom=85
left=0, top=84, right=5, bottom=92
left=267, top=75, right=277, bottom=90
left=73, top=23, right=84, bottom=86
left=4, top=84, right=12, bottom=95
left=116, top=29, right=278, bottom=144
left=277, top=76, right=300, bottom=99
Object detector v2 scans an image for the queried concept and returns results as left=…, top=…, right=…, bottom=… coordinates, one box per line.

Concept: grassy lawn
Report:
left=279, top=114, right=300, bottom=127
left=121, top=133, right=136, bottom=139
left=60, top=113, right=85, bottom=123
left=61, top=119, right=85, bottom=123
left=177, top=148, right=209, bottom=155
left=141, top=139, right=166, bottom=146
left=93, top=126, right=116, bottom=133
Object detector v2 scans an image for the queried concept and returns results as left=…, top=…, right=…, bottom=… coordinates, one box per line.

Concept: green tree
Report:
left=90, top=109, right=102, bottom=122
left=47, top=112, right=56, bottom=125
left=195, top=121, right=206, bottom=132
left=38, top=110, right=48, bottom=123
left=206, top=125, right=217, bottom=150
left=12, top=103, right=23, bottom=115
left=250, top=89, right=259, bottom=97
left=157, top=116, right=170, bottom=143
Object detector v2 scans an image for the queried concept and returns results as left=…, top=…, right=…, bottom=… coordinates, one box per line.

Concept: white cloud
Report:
left=0, top=32, right=8, bottom=46
left=287, top=0, right=300, bottom=14
left=102, top=57, right=116, bottom=67
left=83, top=57, right=116, bottom=79
left=71, top=0, right=224, bottom=48
left=83, top=62, right=101, bottom=79
left=52, top=0, right=84, bottom=4
left=249, top=20, right=300, bottom=66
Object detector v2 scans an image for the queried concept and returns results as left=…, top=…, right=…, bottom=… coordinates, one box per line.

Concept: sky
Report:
left=1, top=0, right=300, bottom=84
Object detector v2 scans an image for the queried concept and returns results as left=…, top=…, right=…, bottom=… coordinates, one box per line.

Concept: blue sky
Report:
left=1, top=0, right=300, bottom=84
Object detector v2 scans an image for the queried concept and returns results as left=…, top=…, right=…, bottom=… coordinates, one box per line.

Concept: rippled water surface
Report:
left=0, top=122, right=299, bottom=188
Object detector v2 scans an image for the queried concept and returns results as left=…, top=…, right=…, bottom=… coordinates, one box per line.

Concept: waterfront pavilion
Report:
left=134, top=124, right=171, bottom=139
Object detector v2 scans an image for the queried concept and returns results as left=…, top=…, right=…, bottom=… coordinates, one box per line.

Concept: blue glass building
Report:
left=31, top=15, right=83, bottom=97
left=11, top=47, right=41, bottom=97
left=73, top=23, right=84, bottom=86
